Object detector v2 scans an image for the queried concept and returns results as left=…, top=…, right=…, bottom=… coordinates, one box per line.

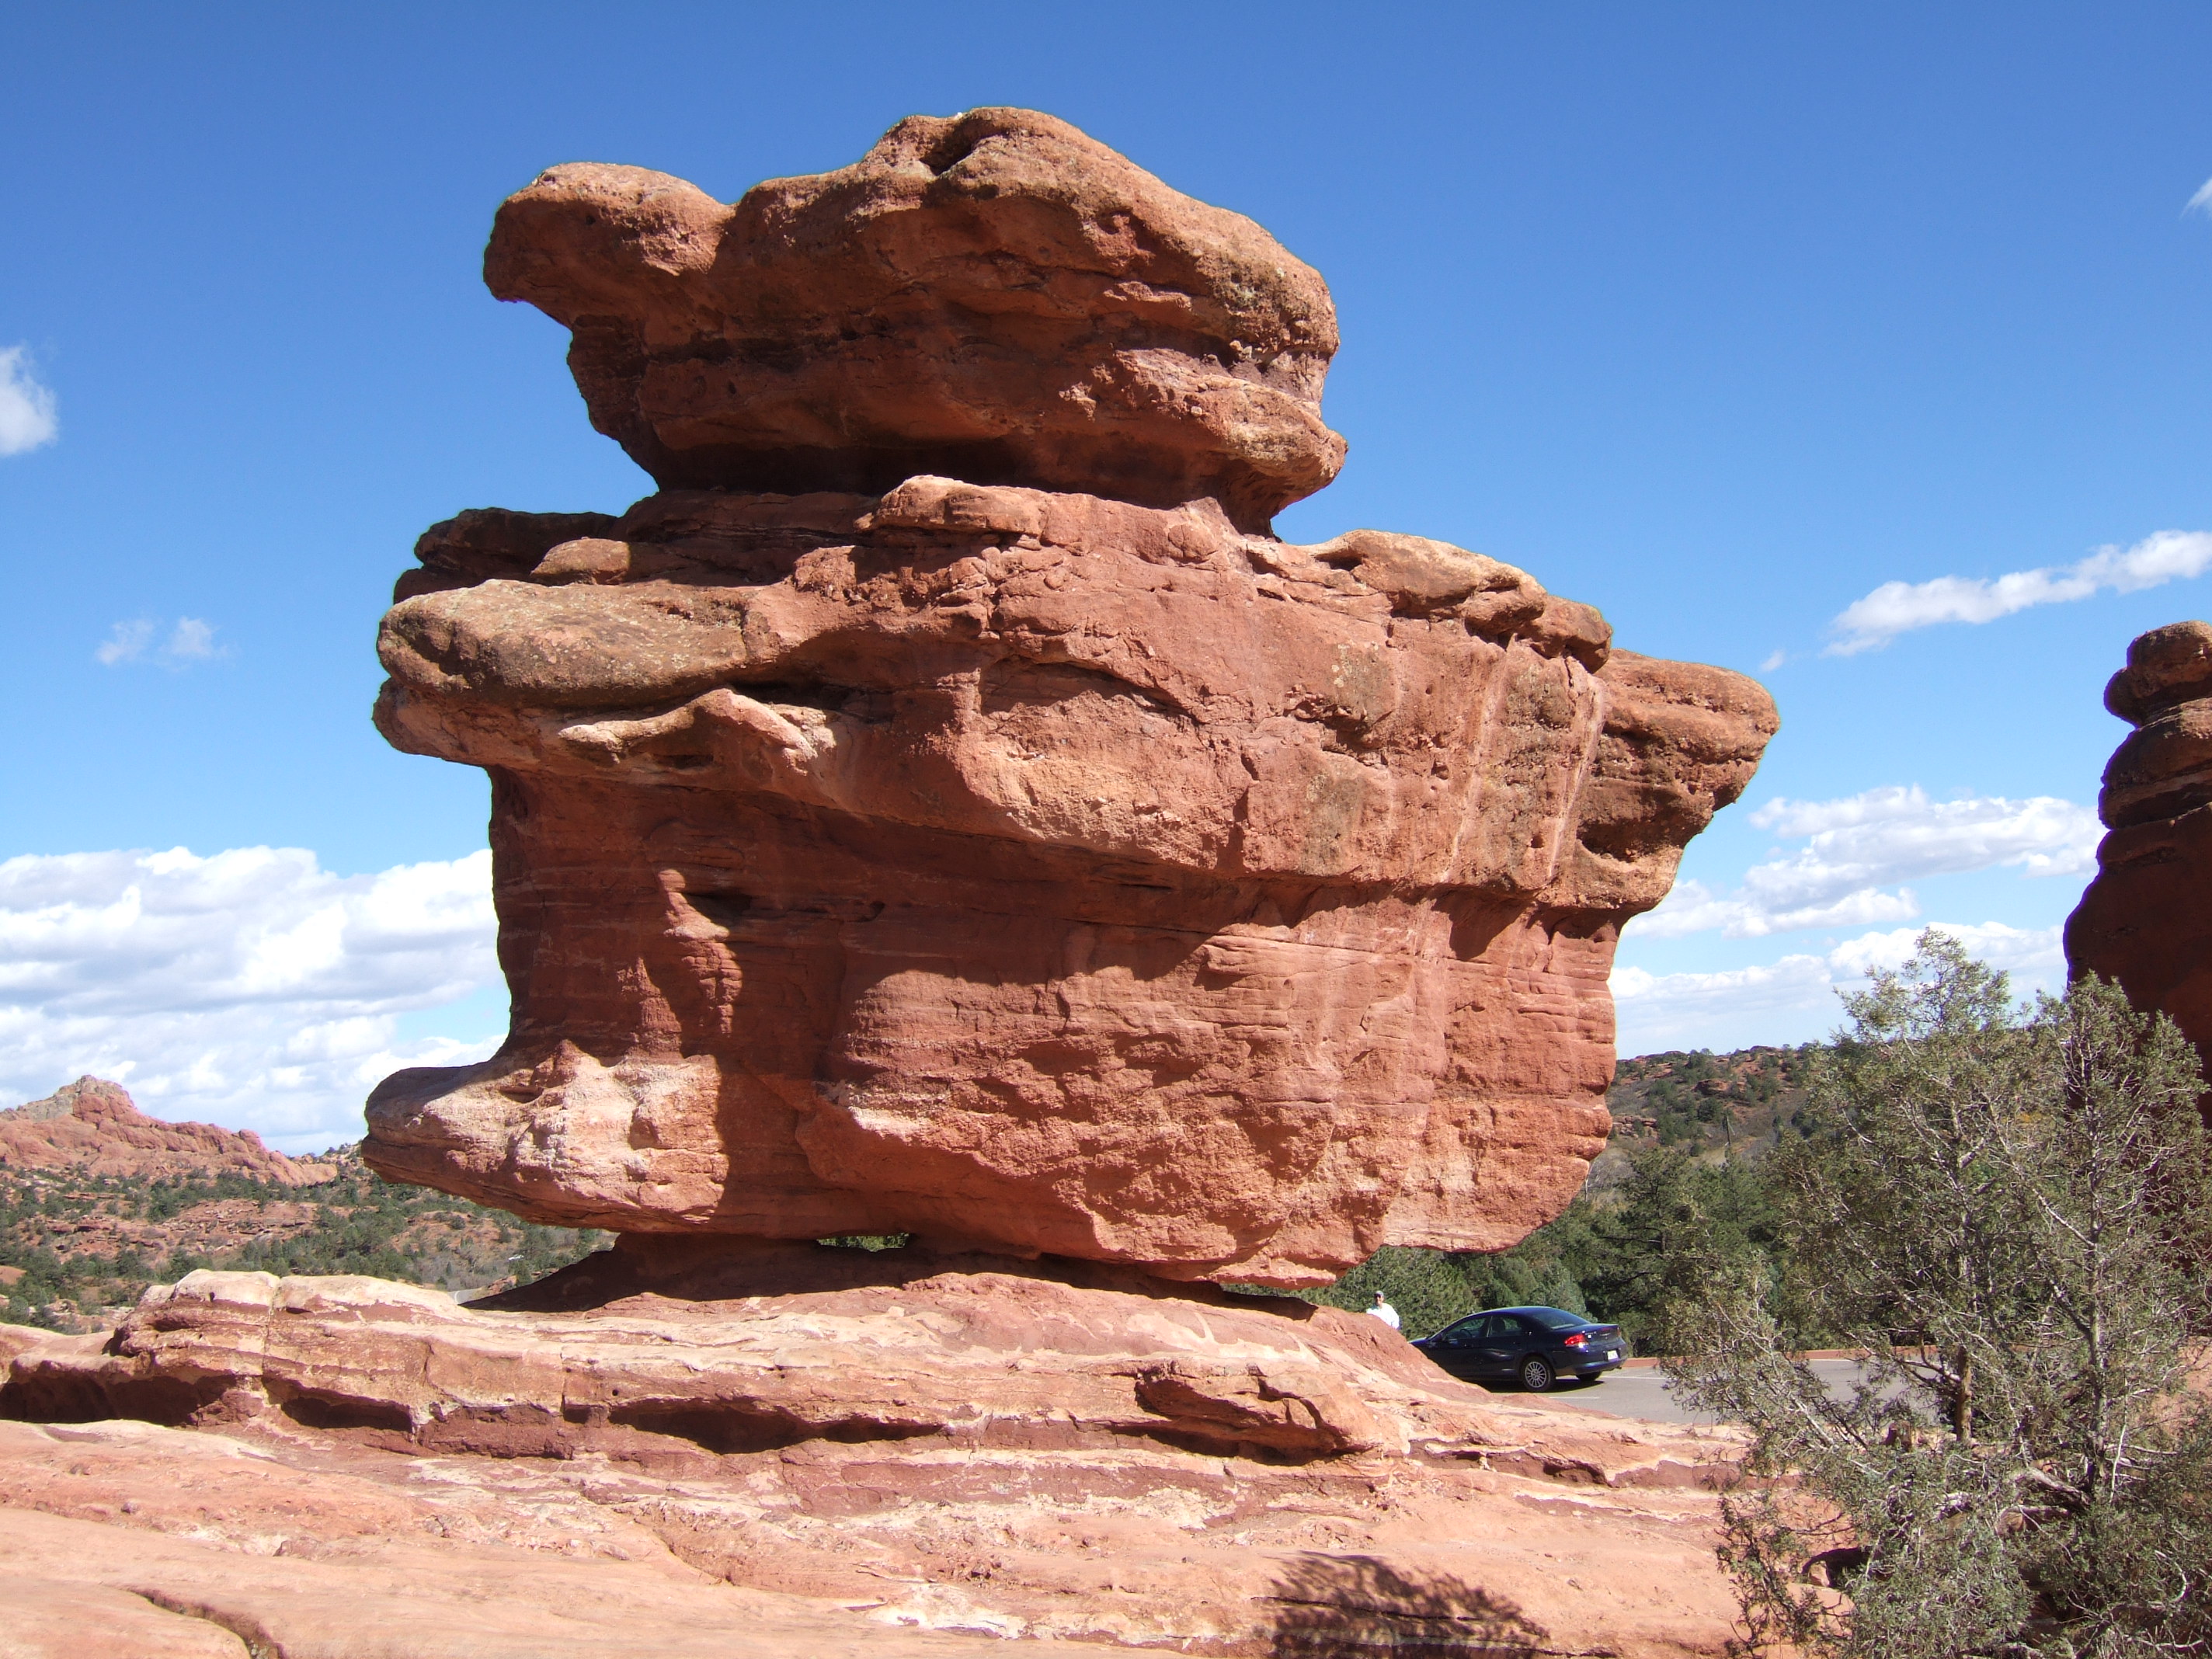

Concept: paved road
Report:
left=1518, top=1358, right=1876, bottom=1425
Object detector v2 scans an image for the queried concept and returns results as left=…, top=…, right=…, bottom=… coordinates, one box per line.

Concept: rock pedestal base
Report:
left=2, top=1251, right=1747, bottom=1657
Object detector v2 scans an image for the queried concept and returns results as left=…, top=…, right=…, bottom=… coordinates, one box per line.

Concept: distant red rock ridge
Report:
left=0, top=1077, right=334, bottom=1188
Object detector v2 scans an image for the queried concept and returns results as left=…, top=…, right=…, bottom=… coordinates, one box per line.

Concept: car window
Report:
left=1522, top=1308, right=1583, bottom=1330
left=1489, top=1315, right=1525, bottom=1337
left=1439, top=1318, right=1482, bottom=1345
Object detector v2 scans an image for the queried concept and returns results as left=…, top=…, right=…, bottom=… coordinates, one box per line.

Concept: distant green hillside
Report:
left=0, top=1149, right=606, bottom=1332
left=1606, top=1043, right=1819, bottom=1155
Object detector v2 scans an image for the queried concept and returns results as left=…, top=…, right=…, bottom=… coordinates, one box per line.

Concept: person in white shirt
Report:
left=1366, top=1289, right=1401, bottom=1330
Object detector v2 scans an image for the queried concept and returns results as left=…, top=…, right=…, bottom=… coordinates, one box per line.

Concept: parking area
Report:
left=1531, top=1358, right=1877, bottom=1425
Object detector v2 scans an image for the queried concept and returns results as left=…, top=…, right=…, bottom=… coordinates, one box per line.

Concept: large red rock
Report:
left=0, top=1077, right=331, bottom=1187
left=2067, top=620, right=2212, bottom=1058
left=365, top=112, right=1777, bottom=1285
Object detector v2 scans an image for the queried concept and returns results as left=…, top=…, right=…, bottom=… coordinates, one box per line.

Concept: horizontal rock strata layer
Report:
left=5, top=1242, right=1542, bottom=1461
left=1, top=1259, right=1746, bottom=1657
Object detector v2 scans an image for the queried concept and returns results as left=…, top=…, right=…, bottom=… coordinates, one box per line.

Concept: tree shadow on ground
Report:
left=1258, top=1553, right=1552, bottom=1657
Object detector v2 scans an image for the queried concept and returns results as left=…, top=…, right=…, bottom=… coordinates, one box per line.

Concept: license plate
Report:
left=1605, top=1351, right=1618, bottom=1361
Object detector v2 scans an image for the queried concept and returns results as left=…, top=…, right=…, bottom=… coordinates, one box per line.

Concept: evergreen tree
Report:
left=1668, top=934, right=2212, bottom=1656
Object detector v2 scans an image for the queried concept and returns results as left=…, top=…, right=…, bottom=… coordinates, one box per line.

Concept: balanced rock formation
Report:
left=0, top=1077, right=331, bottom=1187
left=2067, top=620, right=2212, bottom=1059
left=366, top=110, right=1777, bottom=1285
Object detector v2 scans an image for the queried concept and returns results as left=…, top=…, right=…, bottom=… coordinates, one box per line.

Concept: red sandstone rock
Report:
left=0, top=1077, right=331, bottom=1187
left=366, top=486, right=1775, bottom=1281
left=2067, top=620, right=2212, bottom=1059
left=364, top=113, right=1777, bottom=1285
left=0, top=1258, right=1747, bottom=1656
left=485, top=110, right=1342, bottom=530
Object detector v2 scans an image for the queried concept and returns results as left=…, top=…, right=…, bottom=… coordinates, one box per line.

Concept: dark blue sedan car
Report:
left=1412, top=1306, right=1627, bottom=1391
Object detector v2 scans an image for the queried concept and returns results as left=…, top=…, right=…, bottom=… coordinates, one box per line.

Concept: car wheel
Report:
left=1520, top=1357, right=1554, bottom=1392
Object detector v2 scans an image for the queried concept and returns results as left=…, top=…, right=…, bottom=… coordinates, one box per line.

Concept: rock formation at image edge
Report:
left=363, top=107, right=1779, bottom=1286
left=2067, top=618, right=2212, bottom=1065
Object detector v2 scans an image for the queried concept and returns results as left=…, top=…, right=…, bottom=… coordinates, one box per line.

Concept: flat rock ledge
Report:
left=1, top=1247, right=1748, bottom=1657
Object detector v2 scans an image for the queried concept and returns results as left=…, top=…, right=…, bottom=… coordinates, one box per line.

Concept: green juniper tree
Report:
left=1574, top=1144, right=1793, bottom=1354
left=1297, top=1138, right=1793, bottom=1344
left=1667, top=934, right=2212, bottom=1657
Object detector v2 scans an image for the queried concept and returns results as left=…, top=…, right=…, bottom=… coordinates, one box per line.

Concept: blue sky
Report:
left=3, top=4, right=2209, bottom=1146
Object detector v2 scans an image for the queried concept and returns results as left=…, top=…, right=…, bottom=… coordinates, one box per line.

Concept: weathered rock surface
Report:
left=0, top=1451, right=1063, bottom=1659
left=0, top=1076, right=332, bottom=1187
left=1, top=1260, right=1746, bottom=1656
left=367, top=111, right=1778, bottom=1284
left=485, top=109, right=1342, bottom=530
left=2067, top=620, right=2212, bottom=1063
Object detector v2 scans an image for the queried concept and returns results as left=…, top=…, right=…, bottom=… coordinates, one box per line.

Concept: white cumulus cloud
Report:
left=165, top=618, right=219, bottom=661
left=0, top=846, right=501, bottom=1152
left=1633, top=878, right=1920, bottom=941
left=1827, top=530, right=2212, bottom=656
left=0, top=346, right=57, bottom=456
left=1628, top=784, right=2101, bottom=942
left=1822, top=920, right=2064, bottom=981
left=1610, top=951, right=1836, bottom=1022
left=96, top=620, right=155, bottom=666
left=1612, top=921, right=2063, bottom=1054
left=96, top=617, right=227, bottom=667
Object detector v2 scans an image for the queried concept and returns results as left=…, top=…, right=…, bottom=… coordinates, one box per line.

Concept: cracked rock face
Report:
left=365, top=111, right=1777, bottom=1286
left=2067, top=620, right=2212, bottom=1068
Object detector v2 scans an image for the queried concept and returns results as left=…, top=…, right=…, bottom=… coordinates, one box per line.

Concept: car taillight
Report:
left=1562, top=1332, right=1588, bottom=1348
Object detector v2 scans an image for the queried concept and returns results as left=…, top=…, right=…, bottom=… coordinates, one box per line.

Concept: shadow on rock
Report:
left=1259, top=1553, right=1548, bottom=1657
